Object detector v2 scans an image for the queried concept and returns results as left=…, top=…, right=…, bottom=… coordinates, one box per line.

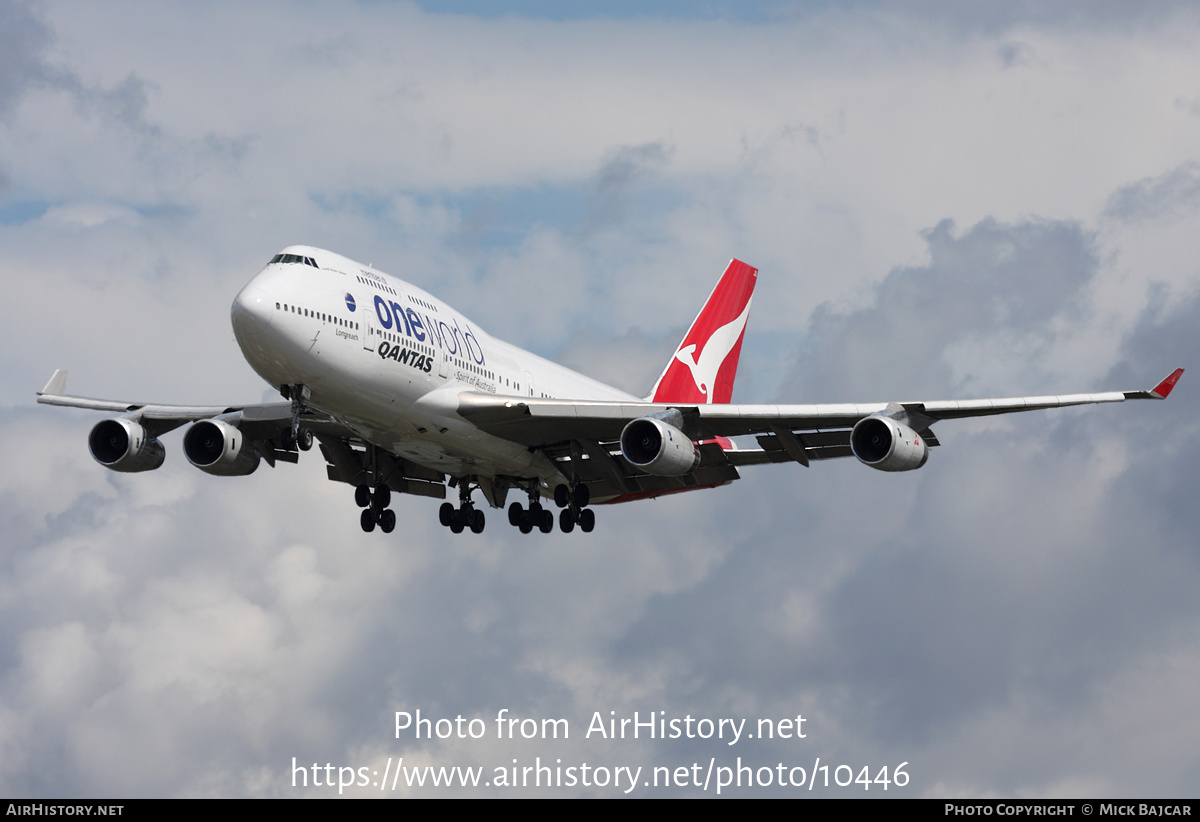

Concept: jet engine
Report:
left=183, top=419, right=260, bottom=476
left=88, top=419, right=166, bottom=472
left=620, top=415, right=700, bottom=476
left=850, top=415, right=929, bottom=472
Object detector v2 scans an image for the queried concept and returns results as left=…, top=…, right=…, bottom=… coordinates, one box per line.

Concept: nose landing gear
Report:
left=280, top=384, right=314, bottom=452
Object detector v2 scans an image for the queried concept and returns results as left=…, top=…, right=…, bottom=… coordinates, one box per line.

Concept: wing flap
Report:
left=317, top=435, right=447, bottom=499
left=589, top=463, right=741, bottom=503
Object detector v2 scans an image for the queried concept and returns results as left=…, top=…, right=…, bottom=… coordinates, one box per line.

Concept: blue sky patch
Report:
left=0, top=200, right=51, bottom=226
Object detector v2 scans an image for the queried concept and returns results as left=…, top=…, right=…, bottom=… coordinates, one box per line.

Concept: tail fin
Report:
left=648, top=259, right=758, bottom=404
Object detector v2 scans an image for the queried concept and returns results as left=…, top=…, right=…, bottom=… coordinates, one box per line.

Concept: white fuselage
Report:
left=230, top=245, right=638, bottom=484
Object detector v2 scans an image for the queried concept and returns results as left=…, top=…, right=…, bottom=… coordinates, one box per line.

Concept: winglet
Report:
left=39, top=369, right=68, bottom=397
left=1149, top=367, right=1184, bottom=399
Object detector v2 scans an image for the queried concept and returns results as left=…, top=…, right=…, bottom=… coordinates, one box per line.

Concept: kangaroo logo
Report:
left=673, top=299, right=753, bottom=403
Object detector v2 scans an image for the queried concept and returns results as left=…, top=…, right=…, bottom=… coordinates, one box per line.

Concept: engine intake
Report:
left=620, top=416, right=700, bottom=476
left=183, top=420, right=260, bottom=476
left=88, top=419, right=165, bottom=473
left=850, top=416, right=929, bottom=472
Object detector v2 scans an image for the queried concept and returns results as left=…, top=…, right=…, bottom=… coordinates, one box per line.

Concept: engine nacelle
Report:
left=850, top=416, right=929, bottom=472
left=620, top=416, right=700, bottom=476
left=183, top=419, right=260, bottom=476
left=88, top=419, right=166, bottom=472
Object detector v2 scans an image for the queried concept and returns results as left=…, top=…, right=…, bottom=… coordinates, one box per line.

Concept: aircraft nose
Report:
left=231, top=284, right=273, bottom=340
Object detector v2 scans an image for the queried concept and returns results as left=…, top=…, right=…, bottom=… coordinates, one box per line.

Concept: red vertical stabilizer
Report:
left=649, top=259, right=758, bottom=405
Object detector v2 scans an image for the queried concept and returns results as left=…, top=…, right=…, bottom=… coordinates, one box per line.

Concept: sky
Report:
left=1, top=0, right=1198, bottom=798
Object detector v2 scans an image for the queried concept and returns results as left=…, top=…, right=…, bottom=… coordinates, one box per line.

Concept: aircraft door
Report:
left=362, top=303, right=376, bottom=351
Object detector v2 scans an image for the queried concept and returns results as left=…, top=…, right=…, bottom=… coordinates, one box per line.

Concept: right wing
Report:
left=38, top=368, right=308, bottom=447
left=36, top=370, right=446, bottom=498
left=36, top=369, right=265, bottom=432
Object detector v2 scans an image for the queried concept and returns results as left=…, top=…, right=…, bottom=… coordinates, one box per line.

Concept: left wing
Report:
left=455, top=368, right=1183, bottom=493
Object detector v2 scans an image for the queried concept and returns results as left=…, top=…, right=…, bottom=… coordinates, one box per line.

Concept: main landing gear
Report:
left=506, top=482, right=594, bottom=534
left=356, top=483, right=396, bottom=533
left=357, top=475, right=596, bottom=537
left=507, top=485, right=554, bottom=534
left=439, top=477, right=486, bottom=534
left=554, top=482, right=595, bottom=533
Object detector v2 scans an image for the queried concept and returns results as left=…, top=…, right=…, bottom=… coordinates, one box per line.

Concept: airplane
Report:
left=37, top=245, right=1184, bottom=536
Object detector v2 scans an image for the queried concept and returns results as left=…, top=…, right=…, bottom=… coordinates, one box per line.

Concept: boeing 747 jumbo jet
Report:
left=38, top=246, right=1183, bottom=535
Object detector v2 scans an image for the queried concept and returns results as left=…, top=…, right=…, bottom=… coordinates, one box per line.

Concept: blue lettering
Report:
left=407, top=308, right=426, bottom=342
left=390, top=301, right=411, bottom=336
left=463, top=323, right=484, bottom=365
left=438, top=321, right=458, bottom=354
left=424, top=314, right=444, bottom=347
left=374, top=296, right=393, bottom=330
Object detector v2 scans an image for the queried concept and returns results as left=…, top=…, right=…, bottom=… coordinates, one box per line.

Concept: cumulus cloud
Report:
left=2, top=0, right=1199, bottom=799
left=0, top=0, right=51, bottom=120
left=1104, top=163, right=1200, bottom=225
left=786, top=217, right=1100, bottom=400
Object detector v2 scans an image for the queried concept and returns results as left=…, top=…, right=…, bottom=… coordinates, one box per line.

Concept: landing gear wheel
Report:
left=539, top=509, right=554, bottom=533
left=360, top=509, right=376, bottom=533
left=573, top=484, right=590, bottom=508
left=355, top=485, right=371, bottom=508
left=518, top=515, right=534, bottom=535
left=554, top=484, right=570, bottom=508
left=379, top=509, right=396, bottom=533
left=579, top=508, right=595, bottom=532
left=559, top=508, right=575, bottom=533
left=470, top=509, right=486, bottom=534
left=297, top=428, right=314, bottom=451
left=373, top=485, right=391, bottom=508
left=449, top=511, right=465, bottom=534
left=439, top=502, right=455, bottom=527
left=279, top=429, right=295, bottom=450
left=508, top=502, right=523, bottom=527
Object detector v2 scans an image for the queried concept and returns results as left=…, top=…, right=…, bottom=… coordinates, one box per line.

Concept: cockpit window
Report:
left=270, top=254, right=319, bottom=268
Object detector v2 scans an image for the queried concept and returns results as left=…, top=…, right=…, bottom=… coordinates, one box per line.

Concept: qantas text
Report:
left=377, top=342, right=433, bottom=373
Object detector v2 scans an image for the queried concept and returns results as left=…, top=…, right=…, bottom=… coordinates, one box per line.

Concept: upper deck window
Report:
left=270, top=253, right=319, bottom=268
